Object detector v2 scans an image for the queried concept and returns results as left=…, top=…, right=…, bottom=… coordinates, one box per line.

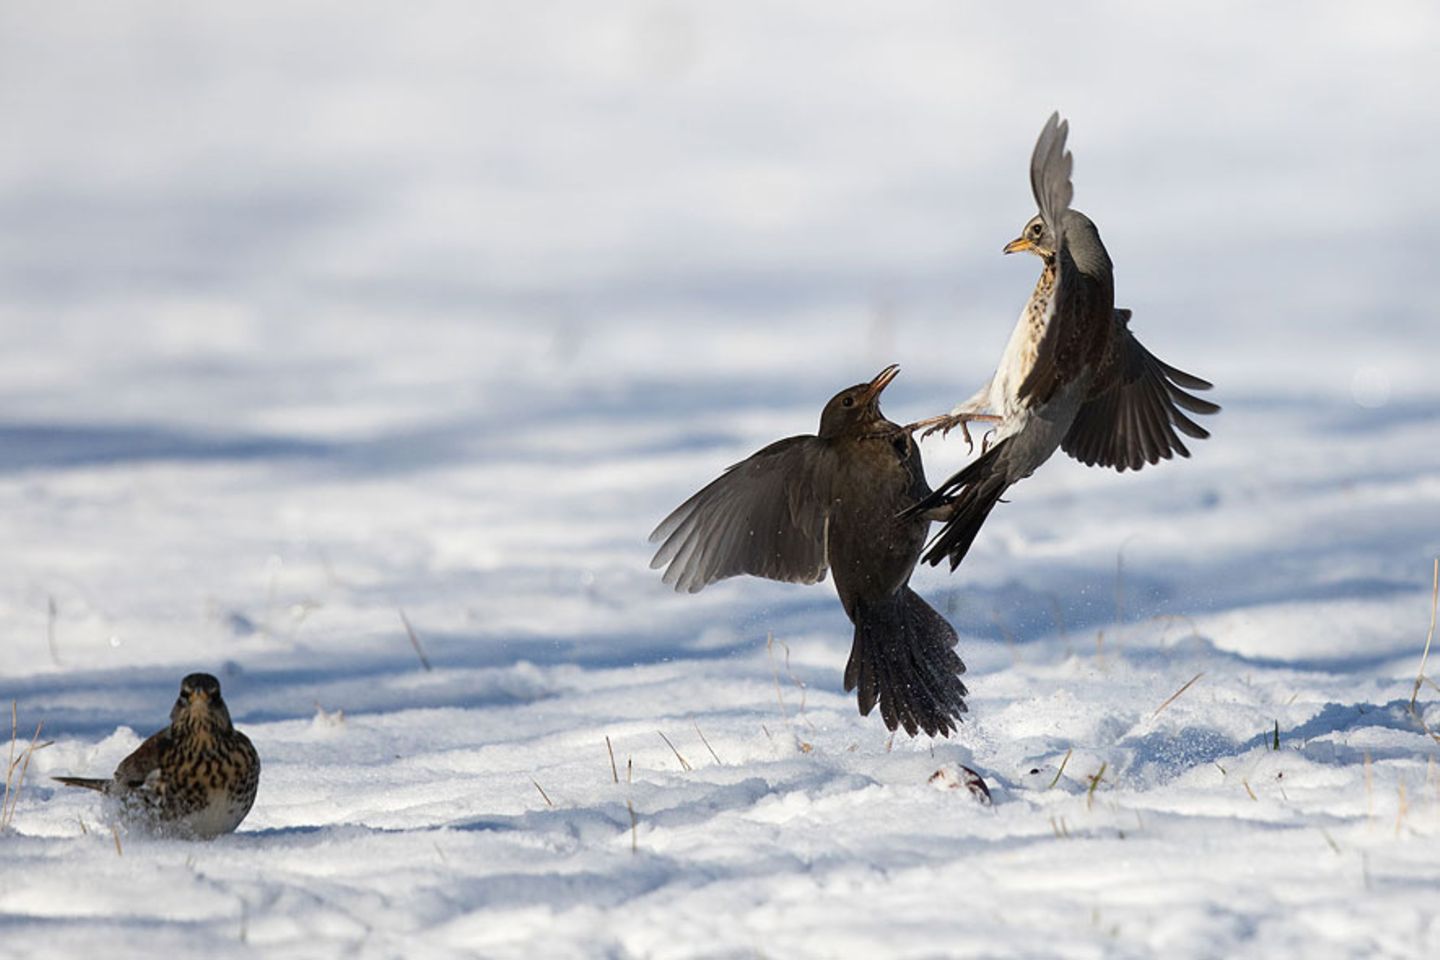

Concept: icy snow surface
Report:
left=2, top=2, right=1440, bottom=958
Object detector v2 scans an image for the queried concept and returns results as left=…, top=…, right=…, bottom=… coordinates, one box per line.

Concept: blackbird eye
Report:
left=842, top=396, right=854, bottom=407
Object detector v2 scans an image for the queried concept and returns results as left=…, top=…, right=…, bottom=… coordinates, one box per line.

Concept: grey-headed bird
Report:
left=909, top=112, right=1219, bottom=569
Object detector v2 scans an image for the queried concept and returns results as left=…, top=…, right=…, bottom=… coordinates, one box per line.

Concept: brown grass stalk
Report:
left=1407, top=558, right=1439, bottom=743
left=3, top=712, right=47, bottom=830
left=1151, top=672, right=1205, bottom=720
left=1086, top=763, right=1107, bottom=810
left=398, top=609, right=433, bottom=672
left=692, top=719, right=722, bottom=765
left=657, top=731, right=692, bottom=771
left=1047, top=748, right=1073, bottom=790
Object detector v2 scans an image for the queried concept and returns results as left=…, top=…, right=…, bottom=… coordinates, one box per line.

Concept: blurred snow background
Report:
left=1, top=2, right=1438, bottom=957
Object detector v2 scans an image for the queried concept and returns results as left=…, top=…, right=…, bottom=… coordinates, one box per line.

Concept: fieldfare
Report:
left=909, top=112, right=1219, bottom=569
left=55, top=673, right=260, bottom=838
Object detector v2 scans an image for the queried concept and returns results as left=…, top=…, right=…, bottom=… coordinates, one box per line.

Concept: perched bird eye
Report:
left=842, top=396, right=854, bottom=407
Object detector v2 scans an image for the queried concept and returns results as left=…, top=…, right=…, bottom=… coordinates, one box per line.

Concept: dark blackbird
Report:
left=649, top=365, right=968, bottom=737
left=908, top=112, right=1219, bottom=570
left=54, top=672, right=260, bottom=838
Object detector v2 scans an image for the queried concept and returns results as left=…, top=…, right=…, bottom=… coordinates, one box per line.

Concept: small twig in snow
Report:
left=1086, top=763, right=1108, bottom=810
left=1407, top=558, right=1439, bottom=744
left=692, top=719, right=722, bottom=765
left=3, top=702, right=14, bottom=826
left=1150, top=672, right=1204, bottom=720
left=766, top=632, right=813, bottom=733
left=3, top=715, right=47, bottom=830
left=657, top=731, right=692, bottom=771
left=398, top=609, right=433, bottom=672
left=1047, top=748, right=1073, bottom=790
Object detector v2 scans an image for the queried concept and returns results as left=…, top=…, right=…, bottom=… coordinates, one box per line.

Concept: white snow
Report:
left=2, top=2, right=1440, bottom=957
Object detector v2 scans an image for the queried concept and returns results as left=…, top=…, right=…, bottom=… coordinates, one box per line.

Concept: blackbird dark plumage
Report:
left=649, top=365, right=968, bottom=737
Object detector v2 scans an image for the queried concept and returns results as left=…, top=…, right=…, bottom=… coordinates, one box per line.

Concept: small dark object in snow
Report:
left=929, top=764, right=992, bottom=805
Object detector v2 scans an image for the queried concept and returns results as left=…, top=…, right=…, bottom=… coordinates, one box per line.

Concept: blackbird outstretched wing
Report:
left=649, top=436, right=836, bottom=594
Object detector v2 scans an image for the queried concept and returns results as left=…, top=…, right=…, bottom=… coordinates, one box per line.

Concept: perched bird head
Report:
left=818, top=364, right=899, bottom=438
left=171, top=672, right=234, bottom=730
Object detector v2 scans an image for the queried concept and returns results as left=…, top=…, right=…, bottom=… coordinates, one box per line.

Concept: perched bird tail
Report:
left=908, top=437, right=1013, bottom=571
left=844, top=586, right=968, bottom=737
left=52, top=776, right=110, bottom=792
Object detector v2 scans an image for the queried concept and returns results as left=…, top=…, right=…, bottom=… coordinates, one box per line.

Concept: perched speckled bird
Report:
left=54, top=673, right=260, bottom=839
left=909, top=112, right=1219, bottom=569
left=650, top=365, right=968, bottom=737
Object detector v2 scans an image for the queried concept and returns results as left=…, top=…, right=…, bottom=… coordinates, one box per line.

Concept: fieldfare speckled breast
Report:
left=54, top=672, right=260, bottom=838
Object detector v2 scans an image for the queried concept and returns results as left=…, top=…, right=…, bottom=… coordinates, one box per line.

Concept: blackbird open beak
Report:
left=860, top=364, right=900, bottom=405
left=1003, top=236, right=1034, bottom=255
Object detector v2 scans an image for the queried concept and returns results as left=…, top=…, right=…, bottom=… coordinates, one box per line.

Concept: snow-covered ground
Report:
left=3, top=2, right=1440, bottom=957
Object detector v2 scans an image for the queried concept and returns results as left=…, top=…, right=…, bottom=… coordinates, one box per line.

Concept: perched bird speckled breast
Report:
left=650, top=366, right=969, bottom=737
left=909, top=112, right=1220, bottom=570
left=54, top=672, right=260, bottom=839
